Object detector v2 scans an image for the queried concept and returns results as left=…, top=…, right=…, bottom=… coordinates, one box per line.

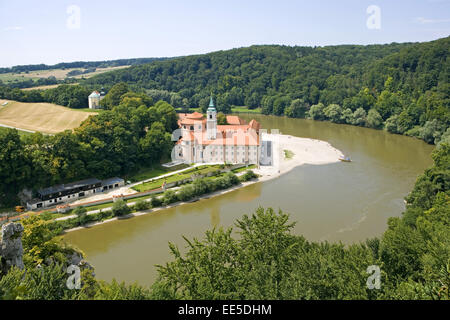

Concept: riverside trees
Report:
left=0, top=89, right=175, bottom=207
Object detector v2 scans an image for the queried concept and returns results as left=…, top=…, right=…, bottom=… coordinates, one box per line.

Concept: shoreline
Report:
left=63, top=134, right=344, bottom=233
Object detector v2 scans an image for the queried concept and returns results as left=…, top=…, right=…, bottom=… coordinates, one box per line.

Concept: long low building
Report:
left=26, top=177, right=125, bottom=210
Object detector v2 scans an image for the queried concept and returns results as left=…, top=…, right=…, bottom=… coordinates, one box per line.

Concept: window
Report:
left=190, top=126, right=194, bottom=130
left=209, top=114, right=212, bottom=119
left=37, top=203, right=43, bottom=208
left=114, top=184, right=119, bottom=188
left=79, top=192, right=85, bottom=197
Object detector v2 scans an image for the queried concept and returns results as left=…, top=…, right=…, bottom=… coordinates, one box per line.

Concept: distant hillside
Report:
left=85, top=42, right=416, bottom=107
left=1, top=37, right=448, bottom=144
left=0, top=57, right=169, bottom=74
left=84, top=37, right=449, bottom=143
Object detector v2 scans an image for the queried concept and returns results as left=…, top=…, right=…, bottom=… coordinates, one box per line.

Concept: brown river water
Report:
left=64, top=115, right=434, bottom=286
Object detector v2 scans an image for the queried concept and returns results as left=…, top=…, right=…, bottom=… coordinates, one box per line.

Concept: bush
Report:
left=73, top=206, right=87, bottom=216
left=177, top=185, right=195, bottom=201
left=240, top=170, right=257, bottom=182
left=162, top=190, right=178, bottom=205
left=193, top=178, right=209, bottom=196
left=111, top=199, right=131, bottom=216
left=352, top=108, right=367, bottom=126
left=367, top=109, right=383, bottom=129
left=73, top=206, right=88, bottom=226
left=150, top=196, right=162, bottom=207
left=133, top=199, right=150, bottom=211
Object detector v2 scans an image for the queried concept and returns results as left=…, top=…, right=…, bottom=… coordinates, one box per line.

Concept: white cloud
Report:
left=416, top=17, right=450, bottom=24
left=3, top=26, right=24, bottom=31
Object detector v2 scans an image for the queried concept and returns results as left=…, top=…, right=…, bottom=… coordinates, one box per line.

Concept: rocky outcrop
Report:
left=0, top=222, right=25, bottom=274
left=0, top=222, right=95, bottom=278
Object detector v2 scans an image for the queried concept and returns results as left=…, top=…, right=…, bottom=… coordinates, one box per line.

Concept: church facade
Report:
left=174, top=97, right=261, bottom=164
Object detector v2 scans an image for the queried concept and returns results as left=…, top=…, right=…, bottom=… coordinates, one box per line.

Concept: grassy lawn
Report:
left=231, top=164, right=256, bottom=173
left=70, top=193, right=159, bottom=214
left=0, top=126, right=34, bottom=137
left=76, top=108, right=103, bottom=113
left=132, top=165, right=222, bottom=192
left=126, top=163, right=190, bottom=183
left=231, top=106, right=262, bottom=114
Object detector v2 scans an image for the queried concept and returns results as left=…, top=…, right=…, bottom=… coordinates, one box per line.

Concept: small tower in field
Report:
left=206, top=95, right=217, bottom=140
left=88, top=91, right=101, bottom=109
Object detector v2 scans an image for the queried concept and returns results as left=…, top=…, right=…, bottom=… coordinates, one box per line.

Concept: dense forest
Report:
left=1, top=37, right=448, bottom=143
left=83, top=36, right=449, bottom=144
left=0, top=141, right=448, bottom=299
left=0, top=87, right=177, bottom=206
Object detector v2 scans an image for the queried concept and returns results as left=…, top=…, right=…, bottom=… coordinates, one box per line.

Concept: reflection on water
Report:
left=65, top=116, right=434, bottom=285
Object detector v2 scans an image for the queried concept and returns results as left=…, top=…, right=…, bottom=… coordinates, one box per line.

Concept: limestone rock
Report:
left=0, top=222, right=25, bottom=273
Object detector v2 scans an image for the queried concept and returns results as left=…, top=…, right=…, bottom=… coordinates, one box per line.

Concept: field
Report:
left=231, top=106, right=262, bottom=114
left=0, top=99, right=96, bottom=134
left=132, top=165, right=222, bottom=192
left=21, top=83, right=79, bottom=91
left=0, top=66, right=129, bottom=84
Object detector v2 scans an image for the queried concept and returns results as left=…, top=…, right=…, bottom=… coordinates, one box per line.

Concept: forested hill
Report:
left=85, top=42, right=413, bottom=107
left=85, top=37, right=449, bottom=145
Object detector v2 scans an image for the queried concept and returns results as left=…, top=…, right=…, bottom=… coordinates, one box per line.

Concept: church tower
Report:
left=206, top=95, right=217, bottom=140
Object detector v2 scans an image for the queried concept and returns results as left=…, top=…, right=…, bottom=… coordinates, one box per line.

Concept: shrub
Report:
left=193, top=178, right=208, bottom=196
left=150, top=196, right=162, bottom=207
left=111, top=199, right=131, bottom=216
left=73, top=206, right=87, bottom=216
left=73, top=206, right=88, bottom=226
left=162, top=190, right=178, bottom=205
left=240, top=170, right=257, bottom=182
left=133, top=199, right=150, bottom=211
left=367, top=109, right=383, bottom=129
left=177, top=185, right=195, bottom=201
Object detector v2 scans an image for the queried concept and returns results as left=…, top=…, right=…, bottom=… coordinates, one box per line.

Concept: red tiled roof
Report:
left=187, top=111, right=204, bottom=119
left=226, top=115, right=246, bottom=125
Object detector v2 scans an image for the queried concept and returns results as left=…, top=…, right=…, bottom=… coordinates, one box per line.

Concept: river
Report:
left=64, top=115, right=434, bottom=286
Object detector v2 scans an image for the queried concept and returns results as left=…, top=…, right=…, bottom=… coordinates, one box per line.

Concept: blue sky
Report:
left=0, top=0, right=449, bottom=67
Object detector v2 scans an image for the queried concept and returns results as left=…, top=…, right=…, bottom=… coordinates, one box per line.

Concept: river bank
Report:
left=62, top=133, right=344, bottom=233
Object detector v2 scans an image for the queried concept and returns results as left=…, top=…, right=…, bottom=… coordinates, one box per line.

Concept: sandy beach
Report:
left=254, top=133, right=344, bottom=182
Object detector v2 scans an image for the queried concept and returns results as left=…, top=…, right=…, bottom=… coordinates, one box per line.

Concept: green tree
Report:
left=100, top=82, right=129, bottom=109
left=352, top=108, right=367, bottom=126
left=285, top=99, right=308, bottom=118
left=0, top=128, right=30, bottom=206
left=324, top=104, right=343, bottom=123
left=367, top=109, right=383, bottom=129
left=111, top=199, right=131, bottom=216
left=308, top=103, right=325, bottom=120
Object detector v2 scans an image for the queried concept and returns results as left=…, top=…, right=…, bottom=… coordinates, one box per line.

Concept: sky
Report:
left=0, top=0, right=449, bottom=67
